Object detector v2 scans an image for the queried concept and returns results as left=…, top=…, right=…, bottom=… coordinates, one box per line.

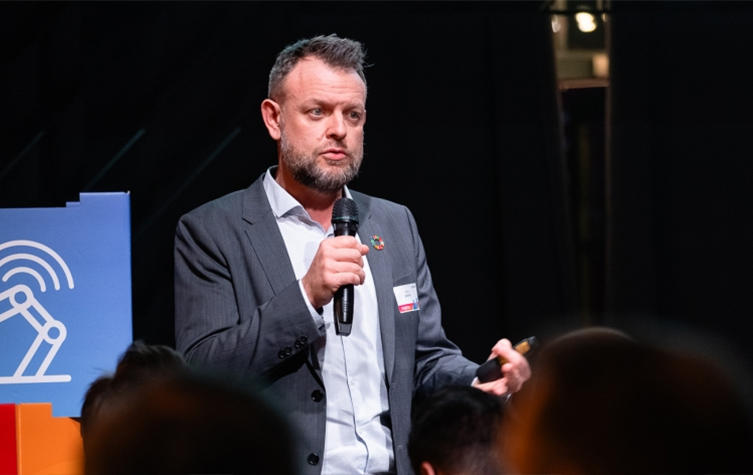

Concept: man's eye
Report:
left=349, top=111, right=362, bottom=120
left=310, top=108, right=323, bottom=116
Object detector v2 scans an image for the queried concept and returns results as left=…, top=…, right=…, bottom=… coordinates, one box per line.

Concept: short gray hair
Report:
left=268, top=34, right=367, bottom=101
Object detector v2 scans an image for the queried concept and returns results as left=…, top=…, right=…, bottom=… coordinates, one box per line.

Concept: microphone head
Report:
left=332, top=197, right=359, bottom=224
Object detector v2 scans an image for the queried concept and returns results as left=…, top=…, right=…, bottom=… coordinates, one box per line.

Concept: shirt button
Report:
left=311, top=390, right=324, bottom=402
left=307, top=453, right=320, bottom=465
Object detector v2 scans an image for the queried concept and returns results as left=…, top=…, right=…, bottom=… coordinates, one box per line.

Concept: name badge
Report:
left=393, top=283, right=419, bottom=313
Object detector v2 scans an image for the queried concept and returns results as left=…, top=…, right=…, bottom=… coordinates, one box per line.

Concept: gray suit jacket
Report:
left=174, top=173, right=477, bottom=474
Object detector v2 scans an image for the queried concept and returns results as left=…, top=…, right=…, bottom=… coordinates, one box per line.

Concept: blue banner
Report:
left=0, top=193, right=132, bottom=416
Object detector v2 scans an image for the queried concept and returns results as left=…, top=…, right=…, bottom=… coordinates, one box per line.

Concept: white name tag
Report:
left=393, top=283, right=419, bottom=313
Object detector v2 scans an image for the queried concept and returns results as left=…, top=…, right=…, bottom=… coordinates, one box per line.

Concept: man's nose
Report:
left=326, top=113, right=347, bottom=140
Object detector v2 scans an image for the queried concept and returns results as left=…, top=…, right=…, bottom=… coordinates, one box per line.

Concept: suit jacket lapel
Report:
left=355, top=194, right=396, bottom=385
left=241, top=174, right=298, bottom=295
left=241, top=179, right=393, bottom=385
left=241, top=174, right=325, bottom=387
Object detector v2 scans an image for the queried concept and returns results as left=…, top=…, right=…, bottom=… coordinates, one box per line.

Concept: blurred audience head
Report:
left=501, top=326, right=753, bottom=474
left=80, top=341, right=189, bottom=444
left=83, top=371, right=298, bottom=474
left=409, top=385, right=506, bottom=475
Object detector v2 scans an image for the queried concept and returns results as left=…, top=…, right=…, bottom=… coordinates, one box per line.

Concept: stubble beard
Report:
left=279, top=127, right=364, bottom=195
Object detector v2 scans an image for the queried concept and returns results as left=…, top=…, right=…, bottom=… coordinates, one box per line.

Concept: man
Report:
left=408, top=385, right=506, bottom=475
left=174, top=34, right=530, bottom=475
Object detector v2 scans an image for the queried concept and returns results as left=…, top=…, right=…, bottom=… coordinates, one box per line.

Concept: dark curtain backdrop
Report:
left=0, top=2, right=575, bottom=364
left=608, top=1, right=753, bottom=366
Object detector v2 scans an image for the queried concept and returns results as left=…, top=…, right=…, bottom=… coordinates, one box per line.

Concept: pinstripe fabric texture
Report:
left=175, top=173, right=477, bottom=474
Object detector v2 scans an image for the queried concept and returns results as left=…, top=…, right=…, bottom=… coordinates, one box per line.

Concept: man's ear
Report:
left=261, top=99, right=282, bottom=140
left=420, top=461, right=437, bottom=475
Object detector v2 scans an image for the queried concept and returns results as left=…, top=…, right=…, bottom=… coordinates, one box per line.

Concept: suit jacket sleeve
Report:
left=173, top=188, right=325, bottom=383
left=353, top=191, right=478, bottom=406
left=403, top=205, right=478, bottom=399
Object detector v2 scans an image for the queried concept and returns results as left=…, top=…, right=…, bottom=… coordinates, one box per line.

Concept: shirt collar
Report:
left=262, top=166, right=353, bottom=219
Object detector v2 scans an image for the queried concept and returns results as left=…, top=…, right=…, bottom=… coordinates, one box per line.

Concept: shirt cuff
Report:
left=298, top=280, right=325, bottom=328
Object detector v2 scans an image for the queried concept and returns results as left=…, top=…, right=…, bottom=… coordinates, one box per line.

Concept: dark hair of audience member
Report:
left=79, top=341, right=189, bottom=444
left=501, top=326, right=753, bottom=474
left=409, top=385, right=506, bottom=475
left=83, top=372, right=298, bottom=475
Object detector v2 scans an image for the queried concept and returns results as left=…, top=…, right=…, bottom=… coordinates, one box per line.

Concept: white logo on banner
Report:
left=0, top=240, right=74, bottom=384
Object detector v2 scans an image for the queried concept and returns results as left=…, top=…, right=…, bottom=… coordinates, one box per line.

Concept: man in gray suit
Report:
left=174, top=35, right=530, bottom=475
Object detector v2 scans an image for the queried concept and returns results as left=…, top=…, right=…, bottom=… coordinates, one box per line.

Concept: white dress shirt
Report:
left=263, top=169, right=394, bottom=474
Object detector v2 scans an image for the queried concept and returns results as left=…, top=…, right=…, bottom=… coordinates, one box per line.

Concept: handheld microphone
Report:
left=476, top=336, right=538, bottom=383
left=332, top=197, right=359, bottom=336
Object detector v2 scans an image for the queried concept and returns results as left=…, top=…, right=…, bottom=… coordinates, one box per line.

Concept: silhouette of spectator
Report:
left=409, top=385, right=506, bottom=475
left=501, top=326, right=753, bottom=474
left=79, top=341, right=189, bottom=445
left=83, top=371, right=298, bottom=475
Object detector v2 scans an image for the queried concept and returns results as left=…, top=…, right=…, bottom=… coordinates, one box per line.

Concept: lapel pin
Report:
left=370, top=235, right=385, bottom=250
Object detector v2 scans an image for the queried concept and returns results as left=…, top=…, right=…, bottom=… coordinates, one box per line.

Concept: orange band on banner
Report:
left=16, top=403, right=83, bottom=475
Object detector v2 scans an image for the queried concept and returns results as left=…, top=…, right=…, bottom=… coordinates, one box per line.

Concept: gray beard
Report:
left=280, top=134, right=363, bottom=194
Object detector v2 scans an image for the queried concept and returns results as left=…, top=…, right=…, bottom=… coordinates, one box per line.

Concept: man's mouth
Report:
left=321, top=148, right=349, bottom=160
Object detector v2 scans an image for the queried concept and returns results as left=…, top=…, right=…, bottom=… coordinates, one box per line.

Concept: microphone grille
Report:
left=332, top=197, right=359, bottom=223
